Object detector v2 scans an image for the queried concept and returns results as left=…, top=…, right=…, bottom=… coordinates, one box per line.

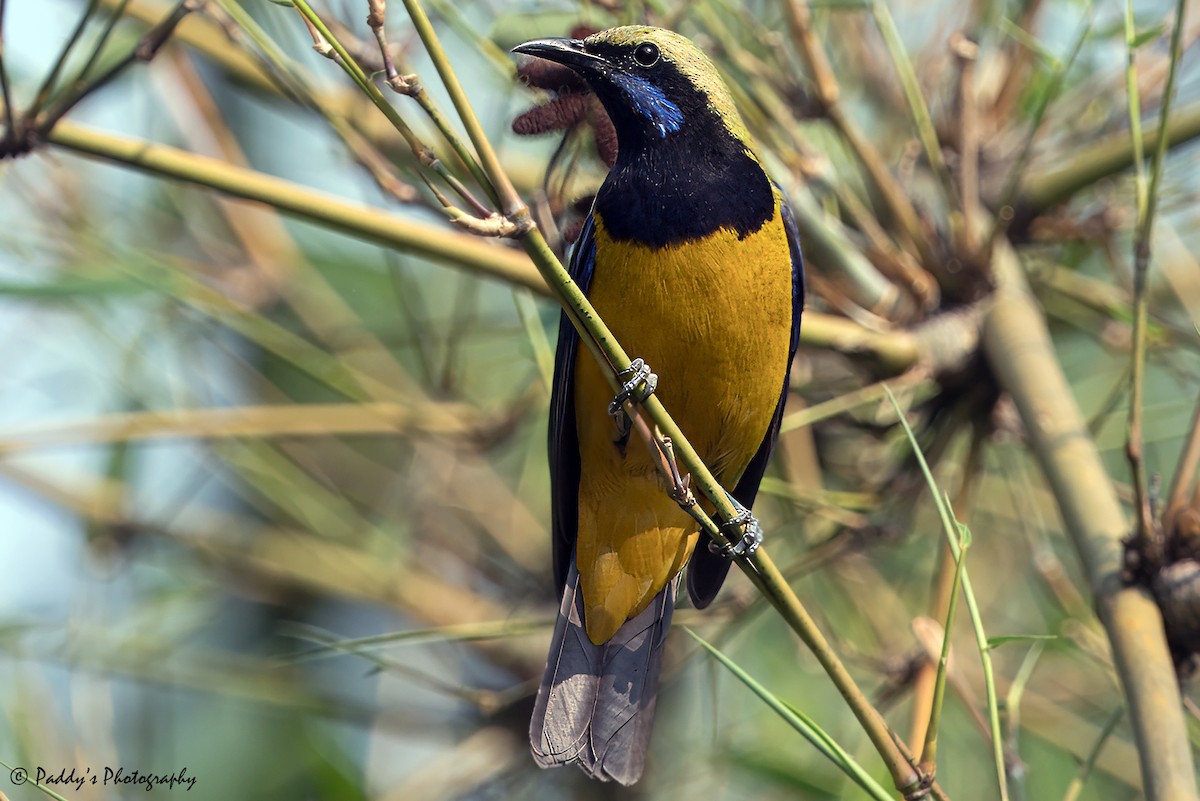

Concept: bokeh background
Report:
left=1, top=0, right=1199, bottom=799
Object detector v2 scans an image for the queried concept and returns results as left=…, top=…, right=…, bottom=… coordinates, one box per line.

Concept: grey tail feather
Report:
left=530, top=562, right=677, bottom=785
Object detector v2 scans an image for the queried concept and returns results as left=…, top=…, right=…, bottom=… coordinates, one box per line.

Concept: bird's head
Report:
left=513, top=26, right=752, bottom=155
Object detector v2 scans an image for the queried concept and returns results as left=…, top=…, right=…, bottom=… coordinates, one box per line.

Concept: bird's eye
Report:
left=633, top=43, right=660, bottom=67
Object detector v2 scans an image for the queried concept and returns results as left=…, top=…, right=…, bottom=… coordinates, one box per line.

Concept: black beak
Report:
left=511, top=37, right=608, bottom=72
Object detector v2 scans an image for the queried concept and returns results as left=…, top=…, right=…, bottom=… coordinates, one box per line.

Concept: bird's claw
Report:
left=657, top=435, right=695, bottom=507
left=709, top=501, right=763, bottom=558
left=608, top=358, right=657, bottom=419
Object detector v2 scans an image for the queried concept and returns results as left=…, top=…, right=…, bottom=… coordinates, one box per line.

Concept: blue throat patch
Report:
left=610, top=73, right=684, bottom=138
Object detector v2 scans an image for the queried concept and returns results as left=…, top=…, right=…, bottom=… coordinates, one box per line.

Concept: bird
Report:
left=512, top=25, right=804, bottom=785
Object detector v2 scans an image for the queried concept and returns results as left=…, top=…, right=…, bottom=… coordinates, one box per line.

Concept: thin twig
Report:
left=206, top=2, right=417, bottom=207
left=1127, top=0, right=1188, bottom=556
left=289, top=0, right=496, bottom=218
left=75, top=0, right=133, bottom=83
left=0, top=0, right=14, bottom=148
left=319, top=14, right=494, bottom=216
left=871, top=2, right=955, bottom=211
left=397, top=0, right=526, bottom=221
left=365, top=0, right=400, bottom=84
left=781, top=0, right=937, bottom=267
left=27, top=0, right=102, bottom=118
left=1061, top=706, right=1124, bottom=801
left=32, top=0, right=198, bottom=138
left=987, top=17, right=1090, bottom=251
left=1002, top=642, right=1044, bottom=799
left=1166, top=397, right=1200, bottom=531
left=952, top=33, right=980, bottom=261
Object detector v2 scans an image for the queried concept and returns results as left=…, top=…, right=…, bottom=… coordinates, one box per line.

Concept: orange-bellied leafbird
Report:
left=513, top=26, right=804, bottom=784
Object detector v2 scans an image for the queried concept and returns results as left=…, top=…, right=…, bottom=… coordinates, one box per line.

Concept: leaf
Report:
left=1130, top=24, right=1166, bottom=49
left=683, top=627, right=893, bottom=801
left=987, top=634, right=1060, bottom=648
left=0, top=276, right=146, bottom=298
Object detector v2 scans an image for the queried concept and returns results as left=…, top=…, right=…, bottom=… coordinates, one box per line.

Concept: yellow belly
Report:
left=574, top=201, right=794, bottom=643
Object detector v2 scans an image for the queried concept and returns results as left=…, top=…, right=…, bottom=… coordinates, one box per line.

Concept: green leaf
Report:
left=956, top=519, right=973, bottom=549
left=0, top=276, right=146, bottom=298
left=683, top=627, right=893, bottom=801
left=1130, top=24, right=1166, bottom=48
left=987, top=634, right=1060, bottom=648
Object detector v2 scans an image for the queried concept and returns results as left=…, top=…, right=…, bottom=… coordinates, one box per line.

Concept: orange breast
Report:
left=573, top=198, right=794, bottom=643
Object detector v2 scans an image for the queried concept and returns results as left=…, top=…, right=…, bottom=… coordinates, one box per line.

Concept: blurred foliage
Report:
left=0, top=0, right=1198, bottom=800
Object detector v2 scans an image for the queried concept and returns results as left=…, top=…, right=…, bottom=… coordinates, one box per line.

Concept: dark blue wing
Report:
left=686, top=194, right=805, bottom=608
left=548, top=212, right=599, bottom=594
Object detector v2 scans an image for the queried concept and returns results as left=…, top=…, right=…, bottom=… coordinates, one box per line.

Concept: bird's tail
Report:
left=530, top=562, right=676, bottom=785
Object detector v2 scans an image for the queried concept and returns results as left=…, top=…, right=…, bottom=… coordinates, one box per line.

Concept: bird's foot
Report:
left=709, top=495, right=763, bottom=558
left=608, top=358, right=657, bottom=442
left=608, top=358, right=657, bottom=418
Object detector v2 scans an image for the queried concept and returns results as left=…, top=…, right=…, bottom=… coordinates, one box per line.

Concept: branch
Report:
left=44, top=121, right=545, bottom=293
left=1014, top=104, right=1200, bottom=225
left=1126, top=0, right=1188, bottom=556
left=982, top=240, right=1198, bottom=801
left=780, top=0, right=938, bottom=268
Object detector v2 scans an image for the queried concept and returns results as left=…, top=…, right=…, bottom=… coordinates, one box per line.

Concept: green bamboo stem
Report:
left=983, top=240, right=1198, bottom=801
left=1016, top=103, right=1200, bottom=220
left=1126, top=0, right=1188, bottom=552
left=398, top=0, right=526, bottom=219
left=5, top=118, right=933, bottom=374
left=890, top=388, right=1002, bottom=798
left=1121, top=0, right=1152, bottom=547
left=919, top=516, right=965, bottom=775
left=960, top=555, right=1007, bottom=801
left=289, top=0, right=495, bottom=209
left=44, top=121, right=544, bottom=293
left=1121, top=0, right=1149, bottom=218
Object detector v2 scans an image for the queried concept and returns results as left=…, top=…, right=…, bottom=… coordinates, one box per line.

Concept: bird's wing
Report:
left=686, top=193, right=805, bottom=608
left=548, top=211, right=599, bottom=594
